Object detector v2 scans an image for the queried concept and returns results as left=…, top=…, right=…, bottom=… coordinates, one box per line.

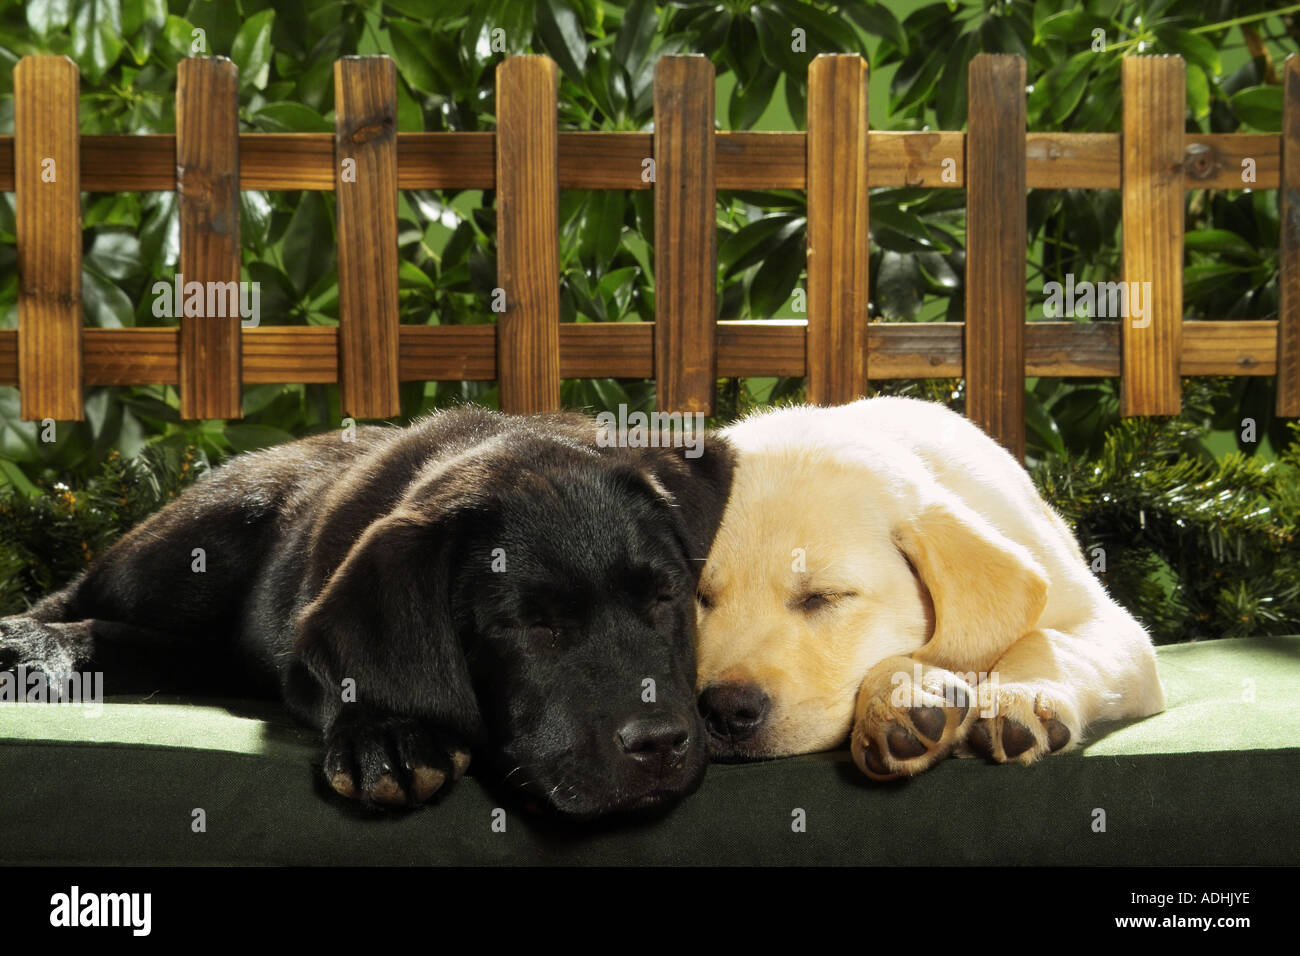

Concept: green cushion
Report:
left=2, top=636, right=1297, bottom=865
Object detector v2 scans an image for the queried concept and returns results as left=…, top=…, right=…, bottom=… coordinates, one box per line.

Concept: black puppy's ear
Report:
left=626, top=435, right=736, bottom=575
left=293, top=509, right=482, bottom=733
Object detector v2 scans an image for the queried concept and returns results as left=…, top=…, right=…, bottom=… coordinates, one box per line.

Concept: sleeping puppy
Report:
left=694, top=397, right=1164, bottom=780
left=0, top=407, right=734, bottom=819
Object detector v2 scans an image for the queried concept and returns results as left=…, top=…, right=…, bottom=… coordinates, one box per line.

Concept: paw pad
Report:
left=851, top=664, right=977, bottom=782
left=323, top=711, right=469, bottom=810
left=967, top=690, right=1077, bottom=765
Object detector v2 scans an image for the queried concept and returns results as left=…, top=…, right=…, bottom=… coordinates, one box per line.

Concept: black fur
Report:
left=0, top=407, right=734, bottom=819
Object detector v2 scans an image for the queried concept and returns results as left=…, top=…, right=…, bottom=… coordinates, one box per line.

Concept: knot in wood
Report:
left=1182, top=142, right=1217, bottom=181
left=345, top=116, right=394, bottom=147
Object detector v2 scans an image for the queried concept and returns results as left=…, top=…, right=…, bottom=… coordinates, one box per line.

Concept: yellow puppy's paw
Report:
left=966, top=686, right=1077, bottom=765
left=850, top=659, right=976, bottom=782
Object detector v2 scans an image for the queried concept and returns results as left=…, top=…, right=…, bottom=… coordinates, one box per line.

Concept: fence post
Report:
left=15, top=56, right=82, bottom=422
left=965, top=53, right=1026, bottom=459
left=335, top=56, right=401, bottom=419
left=177, top=56, right=243, bottom=420
left=496, top=55, right=561, bottom=413
left=653, top=55, right=716, bottom=415
left=806, top=54, right=869, bottom=406
left=1279, top=53, right=1300, bottom=418
left=1121, top=56, right=1184, bottom=417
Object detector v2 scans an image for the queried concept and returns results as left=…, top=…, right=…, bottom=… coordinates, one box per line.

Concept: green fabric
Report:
left=2, top=637, right=1298, bottom=865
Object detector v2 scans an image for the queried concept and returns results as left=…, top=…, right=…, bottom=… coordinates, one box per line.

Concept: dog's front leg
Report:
left=960, top=618, right=1165, bottom=765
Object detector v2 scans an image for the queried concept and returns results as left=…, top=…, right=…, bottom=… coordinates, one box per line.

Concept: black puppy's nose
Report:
left=698, top=682, right=769, bottom=742
left=618, top=712, right=692, bottom=767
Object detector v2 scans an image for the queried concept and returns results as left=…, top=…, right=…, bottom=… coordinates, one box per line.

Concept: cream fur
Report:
left=696, top=397, right=1166, bottom=772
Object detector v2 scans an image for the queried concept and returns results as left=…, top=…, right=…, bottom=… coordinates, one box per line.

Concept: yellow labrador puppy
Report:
left=695, top=397, right=1164, bottom=779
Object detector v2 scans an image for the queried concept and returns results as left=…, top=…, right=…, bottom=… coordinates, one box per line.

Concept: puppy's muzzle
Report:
left=617, top=710, right=693, bottom=775
left=698, top=682, right=770, bottom=746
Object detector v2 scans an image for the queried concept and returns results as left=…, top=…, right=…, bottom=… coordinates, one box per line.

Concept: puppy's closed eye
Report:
left=793, top=591, right=857, bottom=614
left=526, top=624, right=562, bottom=650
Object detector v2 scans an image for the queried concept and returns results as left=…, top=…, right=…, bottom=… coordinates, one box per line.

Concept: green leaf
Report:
left=82, top=269, right=134, bottom=328
left=389, top=21, right=443, bottom=96
left=1025, top=392, right=1066, bottom=458
left=139, top=191, right=178, bottom=268
left=871, top=204, right=948, bottom=253
left=161, top=14, right=199, bottom=61
left=751, top=6, right=803, bottom=75
left=1156, top=28, right=1219, bottom=75
left=843, top=2, right=907, bottom=54
left=122, top=0, right=166, bottom=38
left=246, top=262, right=299, bottom=321
left=536, top=0, right=588, bottom=85
left=581, top=191, right=625, bottom=274
left=26, top=0, right=73, bottom=37
left=934, top=32, right=973, bottom=130
left=1184, top=230, right=1260, bottom=261
left=729, top=63, right=779, bottom=130
left=1029, top=50, right=1094, bottom=126
left=1184, top=263, right=1253, bottom=300
left=1230, top=86, right=1282, bottom=131
left=86, top=233, right=143, bottom=280
left=251, top=102, right=331, bottom=132
left=1185, top=64, right=1209, bottom=122
left=890, top=45, right=945, bottom=116
left=232, top=9, right=276, bottom=91
left=785, top=72, right=806, bottom=129
left=747, top=230, right=804, bottom=317
left=875, top=251, right=921, bottom=320
left=71, top=0, right=125, bottom=82
left=1036, top=9, right=1103, bottom=43
left=596, top=266, right=639, bottom=318
left=240, top=191, right=272, bottom=250
left=915, top=251, right=959, bottom=291
left=721, top=216, right=803, bottom=277
left=279, top=192, right=335, bottom=295
left=383, top=0, right=442, bottom=17
left=613, top=0, right=658, bottom=70
left=399, top=260, right=436, bottom=291
left=0, top=457, right=41, bottom=497
left=788, top=1, right=865, bottom=55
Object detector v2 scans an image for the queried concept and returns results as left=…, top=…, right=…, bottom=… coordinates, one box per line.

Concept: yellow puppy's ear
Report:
left=891, top=497, right=1048, bottom=672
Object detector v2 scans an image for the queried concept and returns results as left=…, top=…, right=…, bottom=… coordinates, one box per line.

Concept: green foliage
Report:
left=1034, top=381, right=1300, bottom=643
left=0, top=443, right=206, bottom=614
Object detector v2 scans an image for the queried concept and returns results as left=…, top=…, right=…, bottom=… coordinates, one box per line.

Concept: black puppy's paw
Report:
left=323, top=706, right=471, bottom=809
left=0, top=617, right=90, bottom=691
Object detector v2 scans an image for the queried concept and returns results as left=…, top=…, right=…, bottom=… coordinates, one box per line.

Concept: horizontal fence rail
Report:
left=0, top=131, right=1287, bottom=193
left=2, top=51, right=1297, bottom=459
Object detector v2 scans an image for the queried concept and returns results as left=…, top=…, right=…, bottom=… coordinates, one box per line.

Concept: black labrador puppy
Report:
left=0, top=407, right=733, bottom=820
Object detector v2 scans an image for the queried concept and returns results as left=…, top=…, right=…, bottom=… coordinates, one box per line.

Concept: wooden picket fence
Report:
left=1, top=51, right=1297, bottom=461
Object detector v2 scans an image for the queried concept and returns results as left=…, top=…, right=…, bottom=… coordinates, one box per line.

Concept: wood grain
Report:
left=806, top=55, right=869, bottom=404
left=1279, top=54, right=1300, bottom=416
left=496, top=56, right=561, bottom=412
left=1026, top=133, right=1117, bottom=188
left=965, top=54, right=1026, bottom=458
left=0, top=320, right=1281, bottom=388
left=1121, top=56, right=1185, bottom=416
left=0, top=131, right=1284, bottom=193
left=176, top=57, right=242, bottom=420
left=334, top=57, right=401, bottom=418
left=653, top=55, right=716, bottom=414
left=15, top=56, right=82, bottom=422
